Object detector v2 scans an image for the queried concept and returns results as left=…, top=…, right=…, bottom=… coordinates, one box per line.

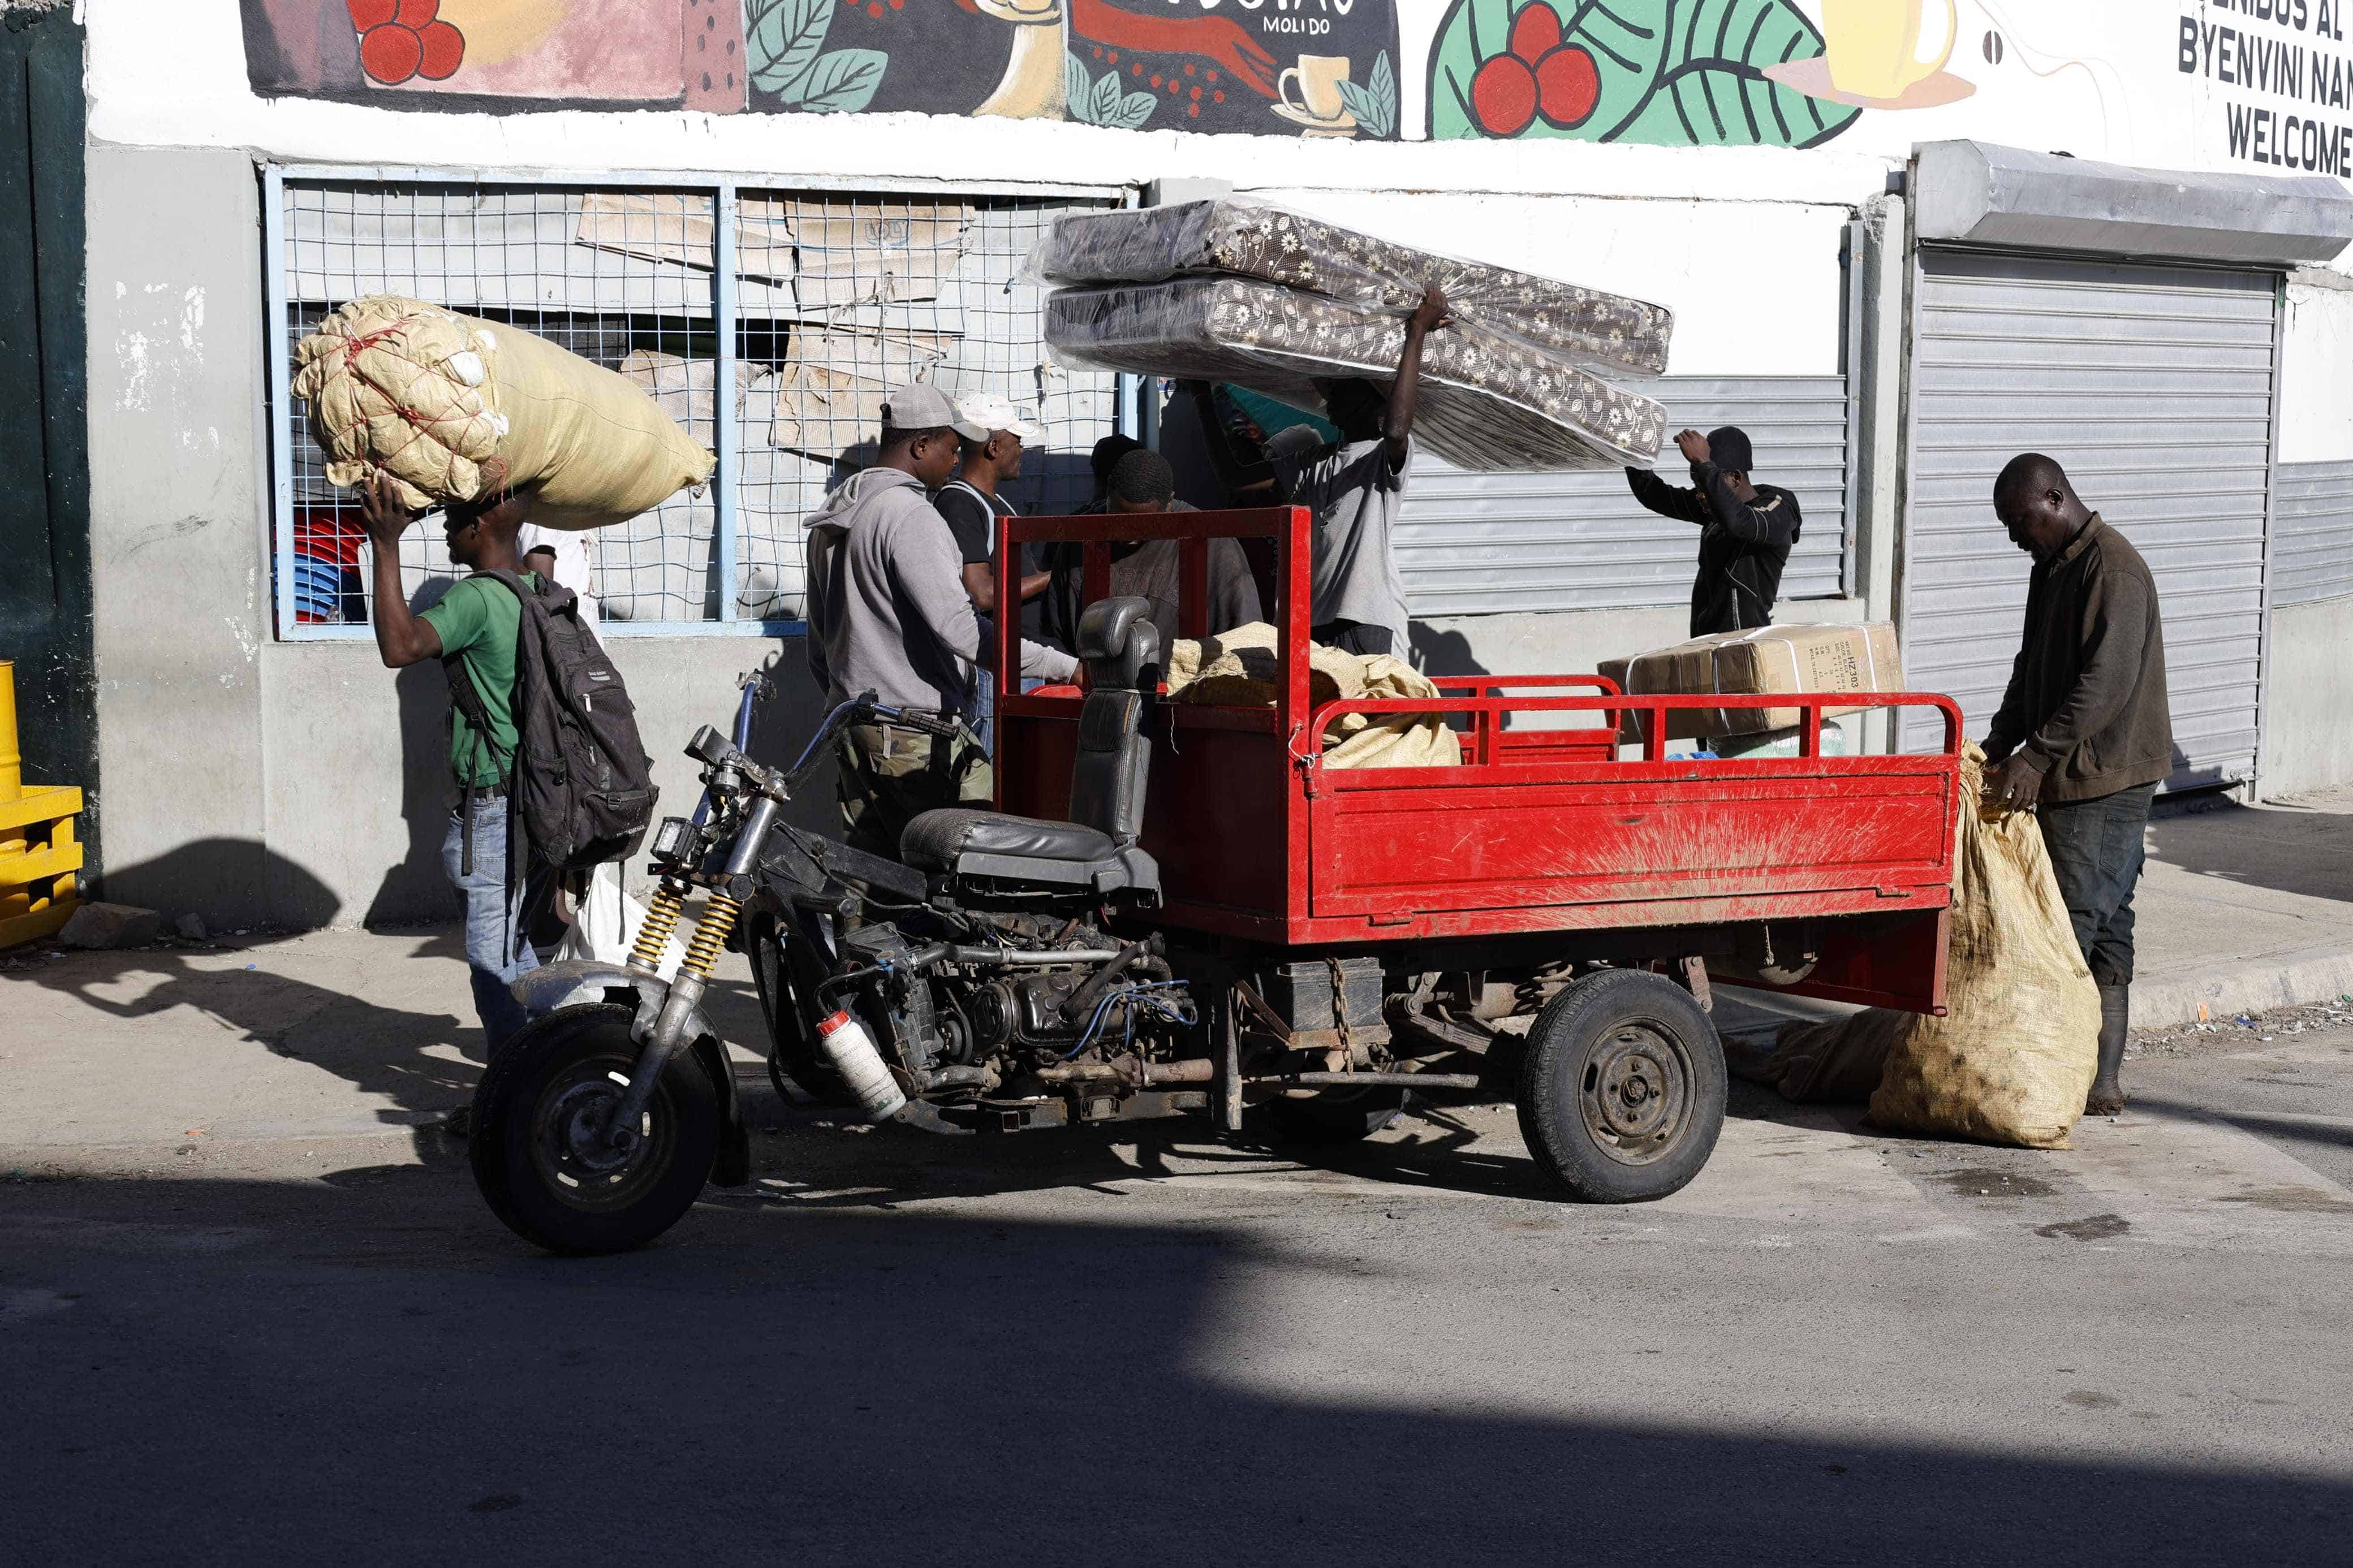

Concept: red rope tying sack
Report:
left=322, top=313, right=503, bottom=502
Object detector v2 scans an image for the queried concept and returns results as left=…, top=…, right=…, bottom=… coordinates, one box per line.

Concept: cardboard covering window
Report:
left=272, top=178, right=1117, bottom=634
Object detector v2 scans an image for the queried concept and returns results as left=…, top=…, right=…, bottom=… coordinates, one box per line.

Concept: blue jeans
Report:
left=442, top=801, right=550, bottom=1052
left=2037, top=781, right=2157, bottom=987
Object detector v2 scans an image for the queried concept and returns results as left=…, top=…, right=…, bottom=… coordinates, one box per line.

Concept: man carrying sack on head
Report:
left=1982, top=453, right=2174, bottom=1118
left=360, top=476, right=555, bottom=1063
left=803, top=385, right=1081, bottom=861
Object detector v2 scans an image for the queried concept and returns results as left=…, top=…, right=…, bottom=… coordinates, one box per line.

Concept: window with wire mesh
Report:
left=275, top=179, right=1122, bottom=635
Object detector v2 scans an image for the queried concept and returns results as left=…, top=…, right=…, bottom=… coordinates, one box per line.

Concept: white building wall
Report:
left=2282, top=274, right=2353, bottom=464
left=77, top=0, right=2353, bottom=923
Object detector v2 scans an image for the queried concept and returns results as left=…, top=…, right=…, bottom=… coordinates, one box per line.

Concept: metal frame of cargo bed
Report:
left=996, top=506, right=1964, bottom=1016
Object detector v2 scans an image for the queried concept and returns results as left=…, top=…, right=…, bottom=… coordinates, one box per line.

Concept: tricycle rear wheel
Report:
left=1516, top=969, right=1724, bottom=1203
left=471, top=1005, right=719, bottom=1255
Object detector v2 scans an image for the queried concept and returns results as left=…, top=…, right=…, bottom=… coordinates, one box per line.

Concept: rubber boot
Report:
left=2085, top=982, right=2129, bottom=1117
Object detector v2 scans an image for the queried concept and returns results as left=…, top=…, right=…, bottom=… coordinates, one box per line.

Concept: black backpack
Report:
left=446, top=568, right=658, bottom=874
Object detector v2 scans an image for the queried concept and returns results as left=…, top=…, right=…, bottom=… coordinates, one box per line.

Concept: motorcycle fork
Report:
left=604, top=797, right=777, bottom=1151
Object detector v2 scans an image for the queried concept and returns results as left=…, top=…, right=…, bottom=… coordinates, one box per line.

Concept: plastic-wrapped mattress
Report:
left=1036, top=200, right=1673, bottom=377
left=1046, top=277, right=1667, bottom=472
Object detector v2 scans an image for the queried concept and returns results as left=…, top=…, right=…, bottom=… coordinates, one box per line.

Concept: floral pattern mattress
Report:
left=1046, top=277, right=1667, bottom=472
left=1036, top=199, right=1673, bottom=377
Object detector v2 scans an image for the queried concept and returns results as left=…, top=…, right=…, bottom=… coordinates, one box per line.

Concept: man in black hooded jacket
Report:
left=1625, top=426, right=1802, bottom=636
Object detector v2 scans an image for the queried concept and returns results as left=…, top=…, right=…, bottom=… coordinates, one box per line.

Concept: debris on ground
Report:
left=2130, top=995, right=2353, bottom=1058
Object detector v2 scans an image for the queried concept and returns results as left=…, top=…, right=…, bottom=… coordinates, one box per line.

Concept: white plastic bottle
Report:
left=816, top=1009, right=908, bottom=1123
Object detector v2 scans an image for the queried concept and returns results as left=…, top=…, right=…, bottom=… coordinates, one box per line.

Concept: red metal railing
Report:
left=998, top=506, right=1963, bottom=773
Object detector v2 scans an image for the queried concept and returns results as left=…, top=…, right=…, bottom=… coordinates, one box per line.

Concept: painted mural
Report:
left=1428, top=0, right=1852, bottom=145
left=239, top=0, right=1400, bottom=136
left=246, top=0, right=2296, bottom=163
left=1067, top=0, right=1399, bottom=136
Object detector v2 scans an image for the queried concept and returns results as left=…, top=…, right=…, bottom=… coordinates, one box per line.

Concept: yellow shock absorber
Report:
left=629, top=881, right=687, bottom=973
left=679, top=892, right=742, bottom=981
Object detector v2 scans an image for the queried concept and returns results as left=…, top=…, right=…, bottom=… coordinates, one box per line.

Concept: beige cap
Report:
left=882, top=383, right=988, bottom=442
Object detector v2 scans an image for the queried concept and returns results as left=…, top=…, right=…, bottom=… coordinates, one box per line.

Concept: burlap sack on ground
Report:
left=1766, top=744, right=2099, bottom=1148
left=292, top=296, right=714, bottom=526
left=1166, top=623, right=1460, bottom=769
left=1722, top=1019, right=1895, bottom=1104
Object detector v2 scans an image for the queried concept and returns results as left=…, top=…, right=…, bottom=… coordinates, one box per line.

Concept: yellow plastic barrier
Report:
left=0, top=660, right=82, bottom=948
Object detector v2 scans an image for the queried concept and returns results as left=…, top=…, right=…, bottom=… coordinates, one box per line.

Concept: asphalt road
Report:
left=7, top=1012, right=2353, bottom=1566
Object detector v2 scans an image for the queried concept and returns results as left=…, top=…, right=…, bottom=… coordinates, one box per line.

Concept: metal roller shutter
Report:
left=2274, top=459, right=2353, bottom=607
left=1395, top=377, right=1851, bottom=617
left=1899, top=250, right=2278, bottom=789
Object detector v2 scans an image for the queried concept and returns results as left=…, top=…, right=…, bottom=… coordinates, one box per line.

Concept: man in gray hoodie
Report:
left=805, top=385, right=1081, bottom=858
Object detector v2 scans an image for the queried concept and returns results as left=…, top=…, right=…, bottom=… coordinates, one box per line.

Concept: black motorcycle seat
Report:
left=900, top=808, right=1118, bottom=873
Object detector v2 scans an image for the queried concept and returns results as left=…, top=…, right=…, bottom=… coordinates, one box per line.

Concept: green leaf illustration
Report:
left=793, top=48, right=889, bottom=112
left=1090, top=63, right=1126, bottom=123
left=1332, top=51, right=1397, bottom=138
left=1427, top=0, right=1858, bottom=147
left=1066, top=56, right=1157, bottom=130
left=747, top=0, right=833, bottom=94
left=1109, top=85, right=1158, bottom=130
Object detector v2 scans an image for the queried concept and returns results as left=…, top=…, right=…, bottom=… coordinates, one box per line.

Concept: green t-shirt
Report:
left=420, top=572, right=540, bottom=788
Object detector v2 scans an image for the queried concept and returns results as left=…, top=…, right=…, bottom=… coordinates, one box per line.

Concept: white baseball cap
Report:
left=956, top=392, right=1047, bottom=446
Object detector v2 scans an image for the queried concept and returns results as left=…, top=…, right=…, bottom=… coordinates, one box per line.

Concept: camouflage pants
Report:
left=833, top=720, right=993, bottom=862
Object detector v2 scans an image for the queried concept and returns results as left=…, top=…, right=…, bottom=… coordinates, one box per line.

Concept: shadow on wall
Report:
left=364, top=658, right=463, bottom=928
left=723, top=640, right=846, bottom=842
left=99, top=837, right=345, bottom=933
left=1408, top=621, right=1490, bottom=680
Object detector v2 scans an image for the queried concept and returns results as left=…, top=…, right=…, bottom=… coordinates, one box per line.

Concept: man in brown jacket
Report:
left=1983, top=453, right=2174, bottom=1116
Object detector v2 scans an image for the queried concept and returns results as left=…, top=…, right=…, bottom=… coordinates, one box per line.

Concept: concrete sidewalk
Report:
left=2, top=784, right=2348, bottom=1167
left=0, top=928, right=769, bottom=1167
left=2134, top=784, right=2353, bottom=1027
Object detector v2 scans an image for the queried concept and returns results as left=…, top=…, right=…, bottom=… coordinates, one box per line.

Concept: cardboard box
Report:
left=1599, top=623, right=1904, bottom=744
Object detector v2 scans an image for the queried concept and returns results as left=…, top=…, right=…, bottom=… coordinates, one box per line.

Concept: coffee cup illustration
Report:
left=1277, top=54, right=1355, bottom=125
left=1821, top=0, right=1956, bottom=101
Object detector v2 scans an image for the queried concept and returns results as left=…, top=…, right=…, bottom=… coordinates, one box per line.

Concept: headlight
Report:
left=650, top=816, right=694, bottom=862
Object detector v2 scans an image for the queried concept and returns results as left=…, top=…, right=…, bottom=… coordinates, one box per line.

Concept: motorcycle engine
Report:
left=963, top=970, right=1094, bottom=1048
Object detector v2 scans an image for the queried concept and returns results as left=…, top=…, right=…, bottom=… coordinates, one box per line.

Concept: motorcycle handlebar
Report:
left=773, top=693, right=963, bottom=792
left=886, top=707, right=959, bottom=738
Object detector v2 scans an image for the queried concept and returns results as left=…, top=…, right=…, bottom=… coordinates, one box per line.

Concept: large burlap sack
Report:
left=1166, top=623, right=1460, bottom=769
left=1768, top=744, right=2099, bottom=1148
left=291, top=296, right=715, bottom=528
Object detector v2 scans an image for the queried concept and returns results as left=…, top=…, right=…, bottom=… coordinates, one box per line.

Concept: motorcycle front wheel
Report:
left=471, top=1005, right=719, bottom=1255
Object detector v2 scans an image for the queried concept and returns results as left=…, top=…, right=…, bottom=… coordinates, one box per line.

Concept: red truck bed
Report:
left=995, top=507, right=1963, bottom=1016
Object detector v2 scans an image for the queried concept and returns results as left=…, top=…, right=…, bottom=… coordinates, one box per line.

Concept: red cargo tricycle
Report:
left=469, top=506, right=1963, bottom=1254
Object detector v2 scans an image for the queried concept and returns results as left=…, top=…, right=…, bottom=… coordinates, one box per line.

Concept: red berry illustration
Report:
left=415, top=18, right=464, bottom=79
left=346, top=0, right=398, bottom=28
left=1471, top=53, right=1538, bottom=137
left=392, top=0, right=438, bottom=24
left=1535, top=44, right=1599, bottom=126
left=359, top=23, right=424, bottom=83
left=1509, top=2, right=1562, bottom=65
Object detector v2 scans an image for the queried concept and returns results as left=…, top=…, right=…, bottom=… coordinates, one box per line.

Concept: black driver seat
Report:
left=899, top=597, right=1163, bottom=899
